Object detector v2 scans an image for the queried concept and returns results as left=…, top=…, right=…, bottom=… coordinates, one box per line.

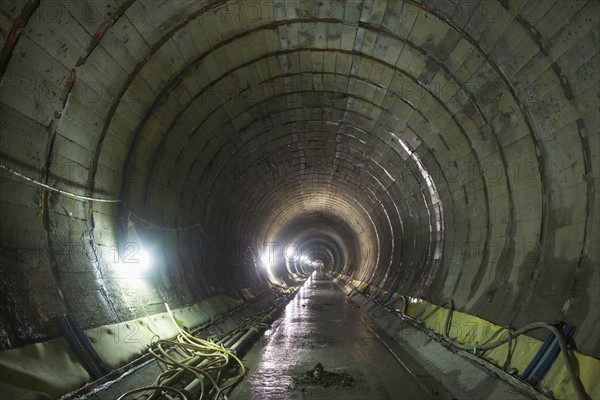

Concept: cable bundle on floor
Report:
left=116, top=304, right=266, bottom=400
left=116, top=304, right=277, bottom=400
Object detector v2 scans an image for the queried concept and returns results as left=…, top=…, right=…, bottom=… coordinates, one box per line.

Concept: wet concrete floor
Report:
left=231, top=273, right=452, bottom=400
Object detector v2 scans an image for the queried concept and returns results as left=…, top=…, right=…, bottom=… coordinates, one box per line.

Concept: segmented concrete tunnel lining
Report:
left=0, top=0, right=598, bottom=381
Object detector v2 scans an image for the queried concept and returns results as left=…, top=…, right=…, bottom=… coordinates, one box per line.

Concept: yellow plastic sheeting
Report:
left=351, top=282, right=600, bottom=400
left=173, top=295, right=241, bottom=329
left=404, top=300, right=543, bottom=374
left=86, top=316, right=165, bottom=370
left=0, top=381, right=53, bottom=400
left=402, top=298, right=599, bottom=399
left=0, top=337, right=90, bottom=398
left=88, top=295, right=242, bottom=370
left=350, top=279, right=369, bottom=292
left=543, top=348, right=599, bottom=400
left=0, top=294, right=245, bottom=398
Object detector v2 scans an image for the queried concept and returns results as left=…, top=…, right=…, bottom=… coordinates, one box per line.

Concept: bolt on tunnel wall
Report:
left=0, top=0, right=598, bottom=380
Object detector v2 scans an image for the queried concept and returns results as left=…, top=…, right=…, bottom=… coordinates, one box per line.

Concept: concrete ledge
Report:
left=339, top=276, right=600, bottom=400
left=342, top=284, right=547, bottom=400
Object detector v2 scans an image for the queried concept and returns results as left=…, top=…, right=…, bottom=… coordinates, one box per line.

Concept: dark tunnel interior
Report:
left=0, top=1, right=598, bottom=399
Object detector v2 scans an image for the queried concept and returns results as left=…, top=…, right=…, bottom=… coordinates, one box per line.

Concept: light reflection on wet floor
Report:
left=231, top=273, right=442, bottom=400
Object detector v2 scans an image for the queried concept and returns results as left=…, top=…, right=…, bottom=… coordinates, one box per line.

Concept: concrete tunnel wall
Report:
left=0, top=0, right=598, bottom=367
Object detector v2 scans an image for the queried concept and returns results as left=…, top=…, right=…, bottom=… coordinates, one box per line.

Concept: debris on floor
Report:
left=294, top=362, right=356, bottom=388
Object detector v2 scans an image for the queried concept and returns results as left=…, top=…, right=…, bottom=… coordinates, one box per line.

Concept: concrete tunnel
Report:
left=0, top=0, right=598, bottom=399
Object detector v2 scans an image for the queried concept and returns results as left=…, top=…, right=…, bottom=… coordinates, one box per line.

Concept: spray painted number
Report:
left=110, top=242, right=140, bottom=263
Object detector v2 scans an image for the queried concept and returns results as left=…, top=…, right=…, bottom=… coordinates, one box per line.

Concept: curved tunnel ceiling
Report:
left=0, top=0, right=598, bottom=359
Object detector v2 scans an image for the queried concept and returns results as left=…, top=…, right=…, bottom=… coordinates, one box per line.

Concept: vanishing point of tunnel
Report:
left=0, top=1, right=598, bottom=399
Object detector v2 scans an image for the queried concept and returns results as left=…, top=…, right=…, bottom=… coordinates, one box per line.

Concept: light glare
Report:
left=116, top=248, right=151, bottom=278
